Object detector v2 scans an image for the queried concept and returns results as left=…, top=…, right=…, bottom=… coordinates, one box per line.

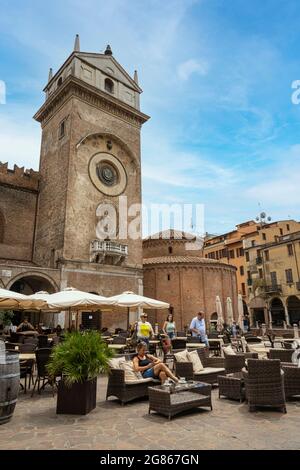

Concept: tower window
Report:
left=168, top=246, right=173, bottom=254
left=59, top=120, right=65, bottom=139
left=104, top=78, right=114, bottom=94
left=167, top=274, right=171, bottom=281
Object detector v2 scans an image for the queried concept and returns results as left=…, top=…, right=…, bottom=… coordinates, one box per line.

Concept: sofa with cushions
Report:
left=174, top=348, right=225, bottom=385
left=106, top=356, right=161, bottom=405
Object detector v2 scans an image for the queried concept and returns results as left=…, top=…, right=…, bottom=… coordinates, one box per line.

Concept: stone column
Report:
left=268, top=309, right=273, bottom=329
left=284, top=304, right=291, bottom=327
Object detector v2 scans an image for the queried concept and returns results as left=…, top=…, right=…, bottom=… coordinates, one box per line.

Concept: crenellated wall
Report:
left=0, top=163, right=39, bottom=262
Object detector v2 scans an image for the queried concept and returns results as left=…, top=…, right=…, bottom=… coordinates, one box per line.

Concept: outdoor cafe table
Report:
left=19, top=353, right=36, bottom=361
left=108, top=344, right=127, bottom=351
left=186, top=343, right=206, bottom=349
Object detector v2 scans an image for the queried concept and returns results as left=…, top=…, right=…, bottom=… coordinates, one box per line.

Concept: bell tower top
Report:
left=38, top=35, right=145, bottom=118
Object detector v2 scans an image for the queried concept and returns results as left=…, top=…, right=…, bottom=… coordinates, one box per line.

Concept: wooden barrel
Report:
left=0, top=351, right=20, bottom=425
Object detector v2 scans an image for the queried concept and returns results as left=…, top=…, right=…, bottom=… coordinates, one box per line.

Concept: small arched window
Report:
left=57, top=77, right=63, bottom=87
left=168, top=246, right=173, bottom=254
left=104, top=78, right=114, bottom=94
left=0, top=210, right=5, bottom=243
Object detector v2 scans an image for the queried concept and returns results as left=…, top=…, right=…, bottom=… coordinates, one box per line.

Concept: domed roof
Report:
left=143, top=255, right=235, bottom=269
left=143, top=229, right=199, bottom=242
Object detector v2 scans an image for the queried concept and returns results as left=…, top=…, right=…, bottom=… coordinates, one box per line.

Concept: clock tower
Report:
left=33, top=36, right=149, bottom=304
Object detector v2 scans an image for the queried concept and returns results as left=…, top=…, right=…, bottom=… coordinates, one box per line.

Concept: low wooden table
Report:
left=148, top=381, right=212, bottom=420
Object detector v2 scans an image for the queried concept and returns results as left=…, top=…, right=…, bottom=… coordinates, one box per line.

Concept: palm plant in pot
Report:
left=47, top=330, right=114, bottom=415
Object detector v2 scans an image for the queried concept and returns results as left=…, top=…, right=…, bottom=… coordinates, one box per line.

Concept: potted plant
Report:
left=47, top=330, right=114, bottom=415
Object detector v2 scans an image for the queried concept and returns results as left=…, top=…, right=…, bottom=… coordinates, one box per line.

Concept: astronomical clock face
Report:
left=88, top=152, right=127, bottom=196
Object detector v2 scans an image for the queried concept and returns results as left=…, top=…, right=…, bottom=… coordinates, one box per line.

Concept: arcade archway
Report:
left=8, top=273, right=57, bottom=326
left=287, top=296, right=300, bottom=325
left=270, top=297, right=285, bottom=327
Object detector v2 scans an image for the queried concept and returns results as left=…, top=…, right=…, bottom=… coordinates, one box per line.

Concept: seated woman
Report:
left=133, top=342, right=178, bottom=384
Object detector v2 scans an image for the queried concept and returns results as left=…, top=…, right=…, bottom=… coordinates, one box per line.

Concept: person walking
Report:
left=189, top=311, right=209, bottom=347
left=162, top=313, right=176, bottom=339
left=136, top=313, right=154, bottom=348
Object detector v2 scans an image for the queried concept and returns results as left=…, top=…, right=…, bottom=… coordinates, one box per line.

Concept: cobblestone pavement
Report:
left=0, top=376, right=300, bottom=450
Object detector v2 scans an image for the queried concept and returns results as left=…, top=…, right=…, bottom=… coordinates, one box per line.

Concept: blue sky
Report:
left=1, top=0, right=300, bottom=235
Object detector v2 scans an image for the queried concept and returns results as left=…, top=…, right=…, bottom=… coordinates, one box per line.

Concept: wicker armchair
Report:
left=243, top=359, right=286, bottom=413
left=224, top=354, right=246, bottom=374
left=175, top=348, right=225, bottom=385
left=281, top=364, right=300, bottom=399
left=106, top=368, right=160, bottom=405
left=268, top=348, right=293, bottom=363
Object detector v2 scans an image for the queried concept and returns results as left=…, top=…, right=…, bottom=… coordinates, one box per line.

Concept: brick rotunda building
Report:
left=143, top=230, right=238, bottom=330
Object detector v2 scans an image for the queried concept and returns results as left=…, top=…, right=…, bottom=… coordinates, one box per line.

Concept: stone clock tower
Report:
left=33, top=36, right=149, bottom=307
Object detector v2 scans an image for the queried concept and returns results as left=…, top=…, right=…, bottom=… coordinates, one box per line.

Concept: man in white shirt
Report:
left=189, top=311, right=209, bottom=347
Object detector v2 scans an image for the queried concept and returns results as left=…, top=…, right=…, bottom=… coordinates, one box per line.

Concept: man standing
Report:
left=136, top=313, right=154, bottom=348
left=190, top=311, right=209, bottom=347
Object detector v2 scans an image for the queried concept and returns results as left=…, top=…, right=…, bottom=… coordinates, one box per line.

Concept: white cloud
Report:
left=177, top=58, right=209, bottom=81
left=0, top=113, right=40, bottom=169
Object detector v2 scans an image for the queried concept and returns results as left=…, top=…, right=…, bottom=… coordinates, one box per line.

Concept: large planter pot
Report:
left=56, top=377, right=97, bottom=415
left=0, top=352, right=20, bottom=425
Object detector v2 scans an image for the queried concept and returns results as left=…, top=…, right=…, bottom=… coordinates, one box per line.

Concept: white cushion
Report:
left=223, top=345, right=236, bottom=356
left=196, top=367, right=225, bottom=375
left=125, top=377, right=160, bottom=385
left=121, top=360, right=143, bottom=382
left=174, top=349, right=189, bottom=362
left=108, top=356, right=126, bottom=369
left=187, top=350, right=204, bottom=373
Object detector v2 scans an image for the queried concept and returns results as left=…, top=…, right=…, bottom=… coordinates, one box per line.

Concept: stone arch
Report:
left=287, top=295, right=300, bottom=325
left=270, top=297, right=285, bottom=327
left=7, top=271, right=59, bottom=294
left=76, top=132, right=140, bottom=169
left=248, top=296, right=265, bottom=326
left=0, top=278, right=4, bottom=288
left=210, top=312, right=218, bottom=321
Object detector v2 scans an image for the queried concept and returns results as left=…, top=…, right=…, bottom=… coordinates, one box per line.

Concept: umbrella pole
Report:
left=76, top=311, right=79, bottom=331
left=127, top=307, right=130, bottom=330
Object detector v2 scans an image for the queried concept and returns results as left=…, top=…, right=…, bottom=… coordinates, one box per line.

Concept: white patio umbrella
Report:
left=216, top=295, right=224, bottom=332
left=0, top=287, right=43, bottom=309
left=46, top=287, right=117, bottom=328
left=226, top=297, right=234, bottom=327
left=237, top=294, right=244, bottom=331
left=107, top=291, right=170, bottom=328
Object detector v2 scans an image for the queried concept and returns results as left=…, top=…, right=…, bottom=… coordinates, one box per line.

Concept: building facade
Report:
left=0, top=38, right=149, bottom=330
left=245, top=230, right=300, bottom=327
left=204, top=219, right=300, bottom=327
left=143, top=230, right=238, bottom=330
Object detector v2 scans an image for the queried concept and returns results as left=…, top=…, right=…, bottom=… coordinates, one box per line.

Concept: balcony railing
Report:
left=263, top=284, right=282, bottom=294
left=90, top=240, right=128, bottom=265
left=256, top=256, right=263, bottom=265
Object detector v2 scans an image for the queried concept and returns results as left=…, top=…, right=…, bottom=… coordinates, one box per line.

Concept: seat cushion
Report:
left=223, top=345, right=236, bottom=356
left=196, top=367, right=225, bottom=375
left=121, top=360, right=143, bottom=382
left=187, top=349, right=204, bottom=373
left=174, top=349, right=189, bottom=362
left=108, top=356, right=126, bottom=369
left=125, top=377, right=160, bottom=385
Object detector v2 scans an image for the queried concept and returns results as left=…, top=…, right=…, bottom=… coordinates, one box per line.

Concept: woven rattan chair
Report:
left=268, top=348, right=293, bottom=363
left=281, top=364, right=300, bottom=399
left=224, top=354, right=246, bottom=374
left=243, top=359, right=286, bottom=413
left=31, top=348, right=56, bottom=397
left=175, top=348, right=225, bottom=385
left=106, top=368, right=160, bottom=404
